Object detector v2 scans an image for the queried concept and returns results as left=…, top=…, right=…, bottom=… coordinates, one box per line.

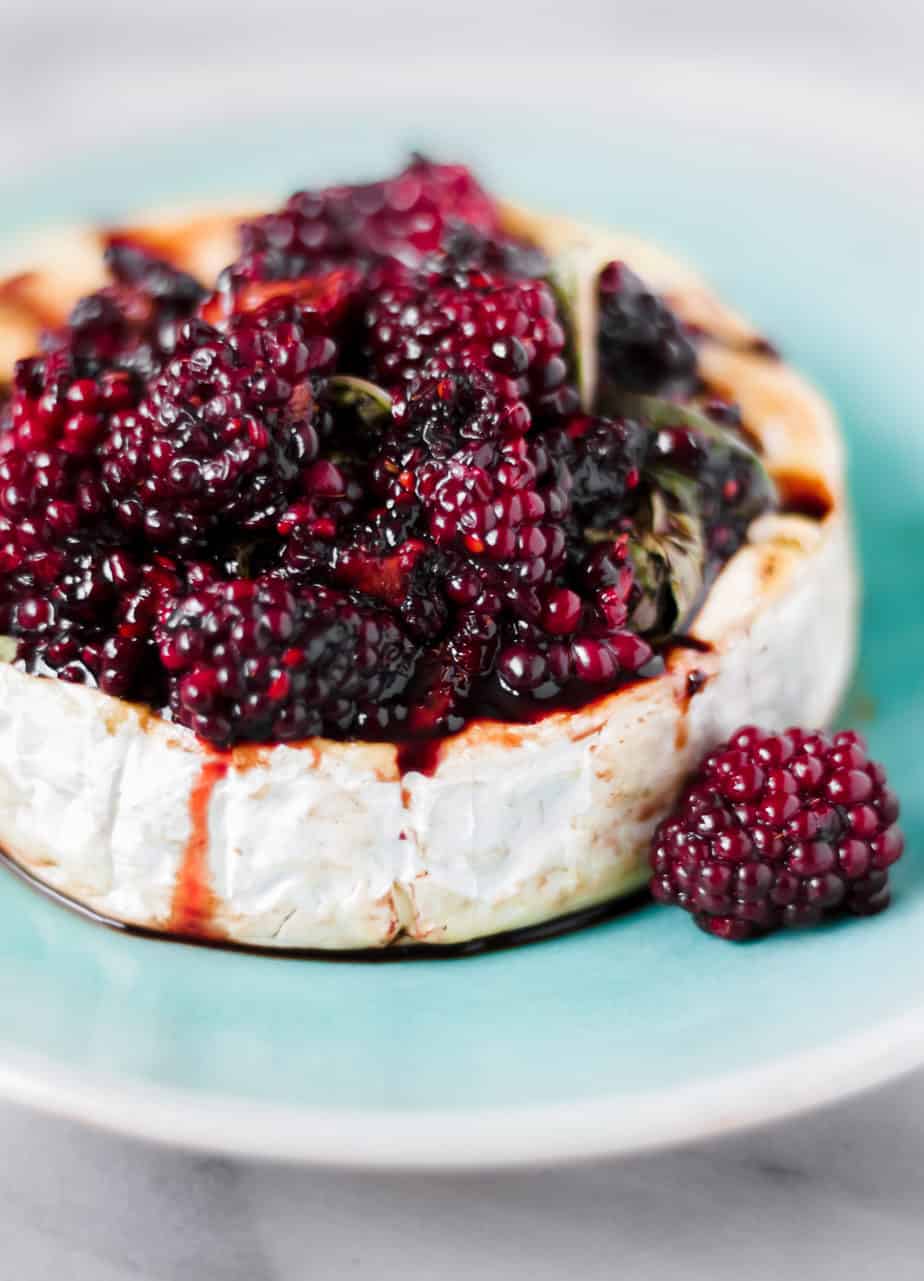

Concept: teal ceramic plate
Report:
left=0, top=69, right=921, bottom=1167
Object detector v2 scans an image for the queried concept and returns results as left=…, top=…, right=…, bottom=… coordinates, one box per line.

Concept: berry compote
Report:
left=0, top=158, right=777, bottom=749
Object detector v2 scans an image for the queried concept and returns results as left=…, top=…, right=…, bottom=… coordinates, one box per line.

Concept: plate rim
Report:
left=3, top=1006, right=923, bottom=1168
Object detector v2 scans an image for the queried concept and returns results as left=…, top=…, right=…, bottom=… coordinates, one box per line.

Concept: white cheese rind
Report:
left=0, top=205, right=857, bottom=948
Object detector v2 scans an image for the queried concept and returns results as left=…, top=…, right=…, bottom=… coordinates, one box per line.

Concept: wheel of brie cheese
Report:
left=0, top=160, right=855, bottom=950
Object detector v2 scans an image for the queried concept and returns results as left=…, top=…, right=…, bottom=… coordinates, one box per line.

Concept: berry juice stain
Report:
left=396, top=738, right=443, bottom=777
left=775, top=471, right=833, bottom=521
left=168, top=756, right=228, bottom=936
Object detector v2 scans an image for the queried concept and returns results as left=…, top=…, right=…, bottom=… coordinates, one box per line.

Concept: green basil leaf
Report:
left=325, top=376, right=393, bottom=428
left=546, top=245, right=603, bottom=412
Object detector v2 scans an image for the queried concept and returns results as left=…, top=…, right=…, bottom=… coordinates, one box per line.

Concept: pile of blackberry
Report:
left=0, top=158, right=774, bottom=746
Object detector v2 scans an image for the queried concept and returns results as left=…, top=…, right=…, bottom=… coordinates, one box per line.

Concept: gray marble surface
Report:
left=1, top=2, right=923, bottom=1277
left=2, top=1072, right=924, bottom=1280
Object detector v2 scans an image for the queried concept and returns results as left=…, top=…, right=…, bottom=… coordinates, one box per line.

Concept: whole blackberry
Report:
left=101, top=315, right=334, bottom=548
left=9, top=549, right=213, bottom=699
left=4, top=348, right=136, bottom=466
left=234, top=156, right=501, bottom=285
left=549, top=414, right=650, bottom=528
left=401, top=155, right=501, bottom=237
left=598, top=261, right=697, bottom=397
left=0, top=350, right=133, bottom=618
left=1, top=530, right=124, bottom=647
left=104, top=237, right=205, bottom=315
left=160, top=577, right=417, bottom=747
left=56, top=240, right=205, bottom=382
left=374, top=374, right=570, bottom=602
left=492, top=607, right=653, bottom=705
left=650, top=727, right=905, bottom=940
left=361, top=267, right=578, bottom=421
left=431, top=223, right=549, bottom=280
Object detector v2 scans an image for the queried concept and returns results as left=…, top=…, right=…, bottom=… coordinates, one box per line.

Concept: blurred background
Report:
left=0, top=3, right=921, bottom=1279
left=2, top=0, right=920, bottom=376
left=3, top=0, right=922, bottom=179
left=2, top=0, right=920, bottom=349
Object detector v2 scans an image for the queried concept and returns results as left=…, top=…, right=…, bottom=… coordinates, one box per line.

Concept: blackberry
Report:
left=4, top=348, right=136, bottom=466
left=651, top=727, right=905, bottom=940
left=598, top=261, right=697, bottom=397
left=432, top=223, right=549, bottom=280
left=548, top=414, right=650, bottom=529
left=233, top=156, right=501, bottom=285
left=375, top=374, right=570, bottom=601
left=160, top=577, right=417, bottom=747
left=14, top=624, right=149, bottom=696
left=54, top=239, right=206, bottom=382
left=2, top=530, right=123, bottom=644
left=10, top=549, right=213, bottom=699
left=101, top=315, right=334, bottom=549
left=490, top=583, right=654, bottom=709
left=362, top=267, right=577, bottom=421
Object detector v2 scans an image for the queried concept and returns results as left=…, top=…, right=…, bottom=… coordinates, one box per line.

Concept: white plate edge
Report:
left=2, top=1003, right=923, bottom=1169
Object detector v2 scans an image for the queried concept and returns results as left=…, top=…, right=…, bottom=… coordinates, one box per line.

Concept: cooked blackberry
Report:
left=232, top=156, right=502, bottom=286
left=0, top=161, right=784, bottom=750
left=52, top=240, right=206, bottom=382
left=101, top=315, right=334, bottom=549
left=361, top=267, right=577, bottom=422
left=160, top=577, right=417, bottom=746
left=598, top=261, right=697, bottom=397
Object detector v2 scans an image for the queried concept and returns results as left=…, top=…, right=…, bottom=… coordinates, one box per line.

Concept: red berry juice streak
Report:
left=168, top=756, right=228, bottom=936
